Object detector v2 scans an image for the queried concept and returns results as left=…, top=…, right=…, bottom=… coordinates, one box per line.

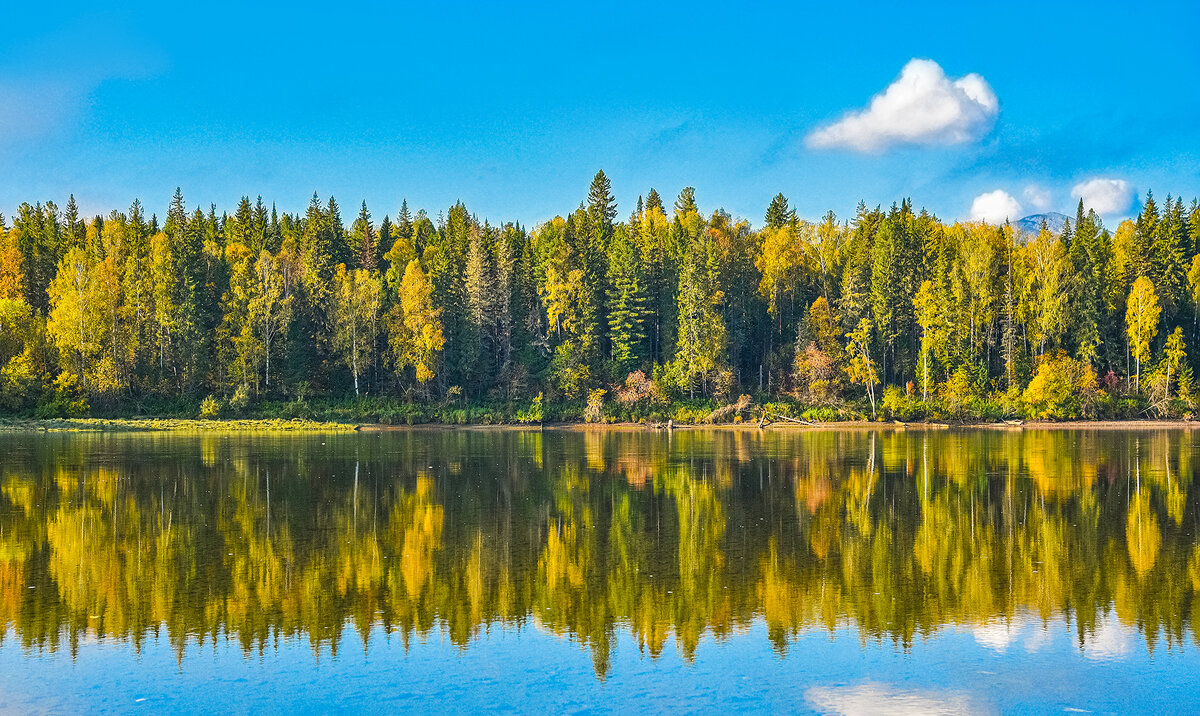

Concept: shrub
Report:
left=517, top=392, right=544, bottom=424
left=229, top=384, right=252, bottom=412
left=615, top=370, right=666, bottom=408
left=800, top=406, right=839, bottom=422
left=792, top=342, right=841, bottom=403
left=941, top=367, right=977, bottom=418
left=1022, top=352, right=1099, bottom=419
left=584, top=389, right=606, bottom=423
left=32, top=371, right=89, bottom=418
left=199, top=395, right=222, bottom=418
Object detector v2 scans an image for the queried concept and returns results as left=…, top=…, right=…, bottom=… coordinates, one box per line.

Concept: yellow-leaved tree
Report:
left=844, top=318, right=878, bottom=419
left=330, top=264, right=382, bottom=396
left=388, top=259, right=444, bottom=389
left=912, top=280, right=943, bottom=402
left=1126, top=276, right=1160, bottom=392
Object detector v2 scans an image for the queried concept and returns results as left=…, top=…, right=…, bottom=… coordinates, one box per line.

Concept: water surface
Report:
left=1, top=427, right=1197, bottom=712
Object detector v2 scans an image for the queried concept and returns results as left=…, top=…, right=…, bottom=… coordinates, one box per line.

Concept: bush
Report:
left=801, top=406, right=839, bottom=422
left=941, top=367, right=976, bottom=418
left=584, top=389, right=606, bottom=423
left=32, top=372, right=89, bottom=418
left=671, top=404, right=713, bottom=424
left=229, top=384, right=252, bottom=412
left=517, top=392, right=544, bottom=424
left=199, top=395, right=222, bottom=418
left=1022, top=352, right=1098, bottom=419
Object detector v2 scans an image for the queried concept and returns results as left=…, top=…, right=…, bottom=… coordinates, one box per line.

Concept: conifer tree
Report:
left=351, top=201, right=377, bottom=271
left=673, top=232, right=726, bottom=398
left=764, top=193, right=794, bottom=229
left=606, top=224, right=647, bottom=369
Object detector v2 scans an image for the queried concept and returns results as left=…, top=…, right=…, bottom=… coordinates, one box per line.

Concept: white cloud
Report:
left=1071, top=177, right=1134, bottom=216
left=1082, top=613, right=1132, bottom=662
left=1023, top=185, right=1052, bottom=212
left=970, top=190, right=1022, bottom=224
left=807, top=59, right=998, bottom=153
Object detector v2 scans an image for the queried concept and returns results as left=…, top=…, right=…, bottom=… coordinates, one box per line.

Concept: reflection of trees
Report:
left=1, top=429, right=1199, bottom=676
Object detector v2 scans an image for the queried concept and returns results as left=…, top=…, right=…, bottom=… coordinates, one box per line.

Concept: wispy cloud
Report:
left=807, top=59, right=998, bottom=153
left=1023, top=185, right=1052, bottom=212
left=0, top=20, right=164, bottom=148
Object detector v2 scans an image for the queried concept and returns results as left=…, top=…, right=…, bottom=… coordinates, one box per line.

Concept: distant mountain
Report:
left=1015, top=212, right=1069, bottom=238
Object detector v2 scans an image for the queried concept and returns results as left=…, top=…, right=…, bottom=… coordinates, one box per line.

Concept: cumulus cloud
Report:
left=807, top=59, right=998, bottom=153
left=1023, top=185, right=1053, bottom=212
left=1072, top=177, right=1134, bottom=216
left=970, top=190, right=1022, bottom=224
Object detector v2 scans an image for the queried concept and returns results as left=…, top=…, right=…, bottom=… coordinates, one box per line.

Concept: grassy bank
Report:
left=0, top=384, right=1178, bottom=431
left=0, top=417, right=360, bottom=433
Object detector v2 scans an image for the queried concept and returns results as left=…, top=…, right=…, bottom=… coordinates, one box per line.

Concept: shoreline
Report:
left=2, top=417, right=1198, bottom=433
left=0, top=417, right=361, bottom=433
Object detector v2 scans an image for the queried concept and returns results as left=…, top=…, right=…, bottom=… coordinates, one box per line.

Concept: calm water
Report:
left=1, top=427, right=1198, bottom=713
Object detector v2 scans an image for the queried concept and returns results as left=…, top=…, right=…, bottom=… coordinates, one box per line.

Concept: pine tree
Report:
left=396, top=199, right=413, bottom=246
left=645, top=188, right=664, bottom=214
left=351, top=201, right=377, bottom=271
left=674, top=187, right=697, bottom=217
left=606, top=225, right=647, bottom=369
left=764, top=193, right=794, bottom=229
left=64, top=195, right=85, bottom=251
left=587, top=170, right=617, bottom=238
left=673, top=232, right=726, bottom=398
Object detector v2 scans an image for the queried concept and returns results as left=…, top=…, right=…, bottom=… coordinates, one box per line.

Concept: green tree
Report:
left=673, top=234, right=726, bottom=398
left=1162, top=326, right=1186, bottom=403
left=606, top=225, right=648, bottom=369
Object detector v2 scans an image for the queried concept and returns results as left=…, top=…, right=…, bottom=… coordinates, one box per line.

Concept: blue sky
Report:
left=2, top=1, right=1198, bottom=228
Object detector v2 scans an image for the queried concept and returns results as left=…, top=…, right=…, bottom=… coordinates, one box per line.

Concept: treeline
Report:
left=1, top=171, right=1199, bottom=421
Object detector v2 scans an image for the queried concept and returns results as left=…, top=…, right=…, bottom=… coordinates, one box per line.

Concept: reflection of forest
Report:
left=1, top=429, right=1197, bottom=677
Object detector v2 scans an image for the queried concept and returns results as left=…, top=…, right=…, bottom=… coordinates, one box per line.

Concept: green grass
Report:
left=0, top=417, right=359, bottom=433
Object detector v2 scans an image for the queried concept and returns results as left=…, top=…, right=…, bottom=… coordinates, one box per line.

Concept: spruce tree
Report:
left=764, top=193, right=794, bottom=229
left=606, top=225, right=647, bottom=369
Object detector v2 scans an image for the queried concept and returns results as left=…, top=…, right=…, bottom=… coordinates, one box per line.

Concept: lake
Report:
left=1, top=427, right=1198, bottom=713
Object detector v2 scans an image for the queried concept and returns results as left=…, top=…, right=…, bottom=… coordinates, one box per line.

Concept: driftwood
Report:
left=761, top=410, right=814, bottom=426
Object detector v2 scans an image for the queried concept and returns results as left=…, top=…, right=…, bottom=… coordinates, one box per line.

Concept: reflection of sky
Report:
left=969, top=610, right=1131, bottom=662
left=0, top=615, right=1195, bottom=712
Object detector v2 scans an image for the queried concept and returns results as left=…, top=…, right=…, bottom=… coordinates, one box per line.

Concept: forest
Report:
left=1, top=170, right=1199, bottom=423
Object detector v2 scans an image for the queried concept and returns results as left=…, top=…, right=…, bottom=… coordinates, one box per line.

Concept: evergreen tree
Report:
left=606, top=224, right=648, bottom=370
left=673, top=231, right=726, bottom=398
left=764, top=193, right=794, bottom=229
left=351, top=201, right=377, bottom=271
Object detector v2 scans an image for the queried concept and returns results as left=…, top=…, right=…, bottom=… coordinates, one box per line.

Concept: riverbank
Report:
left=4, top=416, right=1197, bottom=433
left=0, top=417, right=360, bottom=433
